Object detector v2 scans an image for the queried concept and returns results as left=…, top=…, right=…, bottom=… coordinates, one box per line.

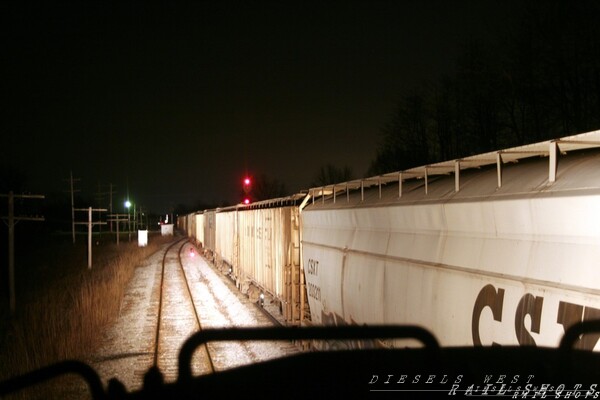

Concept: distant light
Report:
left=243, top=198, right=250, bottom=204
left=243, top=177, right=251, bottom=186
left=125, top=200, right=131, bottom=208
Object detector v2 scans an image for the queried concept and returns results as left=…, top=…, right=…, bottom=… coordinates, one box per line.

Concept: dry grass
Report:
left=0, top=232, right=173, bottom=398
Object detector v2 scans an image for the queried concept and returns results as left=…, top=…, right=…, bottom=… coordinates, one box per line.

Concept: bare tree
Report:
left=311, top=164, right=353, bottom=187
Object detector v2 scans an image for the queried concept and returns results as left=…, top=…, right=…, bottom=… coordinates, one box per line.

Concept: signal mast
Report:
left=242, top=176, right=251, bottom=204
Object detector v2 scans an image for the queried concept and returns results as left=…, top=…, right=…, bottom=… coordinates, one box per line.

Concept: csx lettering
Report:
left=472, top=284, right=600, bottom=349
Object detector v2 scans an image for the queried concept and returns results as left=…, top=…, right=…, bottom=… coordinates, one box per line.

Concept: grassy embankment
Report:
left=0, top=232, right=172, bottom=397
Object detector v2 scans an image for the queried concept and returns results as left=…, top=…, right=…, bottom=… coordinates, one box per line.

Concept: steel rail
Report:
left=176, top=242, right=216, bottom=374
left=153, top=237, right=187, bottom=367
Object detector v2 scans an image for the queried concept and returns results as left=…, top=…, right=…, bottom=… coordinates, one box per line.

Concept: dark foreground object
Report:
left=2, top=323, right=600, bottom=399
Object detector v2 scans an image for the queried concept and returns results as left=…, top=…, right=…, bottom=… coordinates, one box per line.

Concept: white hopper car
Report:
left=180, top=129, right=600, bottom=349
left=180, top=195, right=309, bottom=326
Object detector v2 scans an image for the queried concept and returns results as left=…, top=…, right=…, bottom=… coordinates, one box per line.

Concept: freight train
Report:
left=178, top=129, right=600, bottom=350
left=5, top=130, right=600, bottom=400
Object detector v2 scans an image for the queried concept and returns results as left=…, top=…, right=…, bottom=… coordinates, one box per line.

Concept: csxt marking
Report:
left=307, top=258, right=321, bottom=301
left=472, top=284, right=600, bottom=349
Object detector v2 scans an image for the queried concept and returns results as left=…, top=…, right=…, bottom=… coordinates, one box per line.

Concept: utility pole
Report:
left=74, top=207, right=106, bottom=269
left=106, top=213, right=129, bottom=245
left=95, top=182, right=116, bottom=236
left=95, top=183, right=104, bottom=235
left=1, top=191, right=45, bottom=316
left=137, top=206, right=147, bottom=230
left=64, top=171, right=80, bottom=244
left=108, top=183, right=116, bottom=232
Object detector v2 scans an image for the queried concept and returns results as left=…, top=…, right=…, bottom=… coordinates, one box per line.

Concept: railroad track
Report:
left=149, top=238, right=212, bottom=380
left=150, top=237, right=269, bottom=382
left=0, top=236, right=301, bottom=399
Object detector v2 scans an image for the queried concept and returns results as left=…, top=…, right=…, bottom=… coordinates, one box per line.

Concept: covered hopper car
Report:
left=180, top=129, right=600, bottom=350
left=180, top=194, right=309, bottom=325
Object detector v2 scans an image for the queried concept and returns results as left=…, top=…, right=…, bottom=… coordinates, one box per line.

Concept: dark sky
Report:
left=2, top=1, right=516, bottom=214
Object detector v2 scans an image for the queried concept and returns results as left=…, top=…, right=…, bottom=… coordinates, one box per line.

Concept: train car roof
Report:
left=304, top=129, right=600, bottom=209
left=212, top=192, right=308, bottom=212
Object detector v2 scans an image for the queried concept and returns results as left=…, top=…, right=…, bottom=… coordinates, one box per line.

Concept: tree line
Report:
left=369, top=1, right=600, bottom=175
left=248, top=1, right=600, bottom=202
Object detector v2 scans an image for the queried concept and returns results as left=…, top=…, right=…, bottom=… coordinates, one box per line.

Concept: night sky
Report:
left=2, top=1, right=516, bottom=214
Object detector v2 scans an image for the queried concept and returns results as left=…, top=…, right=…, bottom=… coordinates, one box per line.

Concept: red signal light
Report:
left=242, top=175, right=252, bottom=203
left=243, top=176, right=252, bottom=195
